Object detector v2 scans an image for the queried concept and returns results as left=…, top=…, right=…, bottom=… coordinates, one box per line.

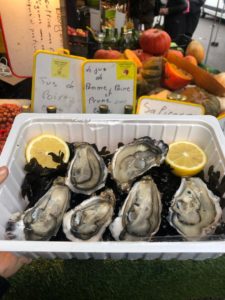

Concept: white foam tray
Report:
left=1, top=114, right=225, bottom=260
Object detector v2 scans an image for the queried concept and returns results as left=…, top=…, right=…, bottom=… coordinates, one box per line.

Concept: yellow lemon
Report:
left=25, top=134, right=70, bottom=168
left=165, top=141, right=207, bottom=177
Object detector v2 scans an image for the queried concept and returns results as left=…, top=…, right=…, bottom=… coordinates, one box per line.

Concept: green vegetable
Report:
left=198, top=63, right=221, bottom=74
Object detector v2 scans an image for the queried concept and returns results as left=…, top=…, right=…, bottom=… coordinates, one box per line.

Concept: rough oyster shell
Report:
left=111, top=137, right=168, bottom=192
left=63, top=189, right=116, bottom=242
left=169, top=177, right=222, bottom=240
left=5, top=177, right=70, bottom=241
left=110, top=176, right=162, bottom=241
left=66, top=142, right=108, bottom=195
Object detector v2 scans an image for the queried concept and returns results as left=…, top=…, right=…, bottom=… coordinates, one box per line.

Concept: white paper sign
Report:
left=83, top=61, right=136, bottom=113
left=137, top=97, right=205, bottom=115
left=115, top=11, right=126, bottom=33
left=32, top=51, right=85, bottom=113
left=0, top=0, right=64, bottom=77
left=90, top=8, right=101, bottom=32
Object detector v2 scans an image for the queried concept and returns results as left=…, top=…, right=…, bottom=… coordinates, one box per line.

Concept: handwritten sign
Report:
left=82, top=60, right=136, bottom=113
left=0, top=0, right=64, bottom=77
left=90, top=9, right=101, bottom=32
left=31, top=50, right=85, bottom=113
left=137, top=97, right=205, bottom=116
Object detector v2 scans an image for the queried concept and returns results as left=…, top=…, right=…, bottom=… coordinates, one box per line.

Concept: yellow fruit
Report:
left=165, top=141, right=207, bottom=177
left=185, top=40, right=205, bottom=64
left=25, top=134, right=70, bottom=168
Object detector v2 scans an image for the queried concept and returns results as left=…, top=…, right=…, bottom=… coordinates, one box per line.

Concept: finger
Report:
left=0, top=166, right=8, bottom=184
left=19, top=256, right=32, bottom=264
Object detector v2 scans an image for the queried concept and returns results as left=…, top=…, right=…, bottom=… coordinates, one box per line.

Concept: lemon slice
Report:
left=25, top=134, right=70, bottom=168
left=165, top=141, right=207, bottom=177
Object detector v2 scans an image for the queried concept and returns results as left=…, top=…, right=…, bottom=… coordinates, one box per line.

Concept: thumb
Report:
left=0, top=167, right=8, bottom=184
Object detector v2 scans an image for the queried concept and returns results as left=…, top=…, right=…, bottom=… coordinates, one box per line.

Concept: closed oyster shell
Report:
left=169, top=177, right=222, bottom=240
left=111, top=137, right=168, bottom=192
left=63, top=189, right=116, bottom=241
left=5, top=177, right=70, bottom=241
left=66, top=143, right=108, bottom=195
left=110, top=176, right=162, bottom=241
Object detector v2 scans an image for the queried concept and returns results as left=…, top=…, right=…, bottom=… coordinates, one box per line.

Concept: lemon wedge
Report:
left=25, top=134, right=70, bottom=168
left=165, top=141, right=207, bottom=177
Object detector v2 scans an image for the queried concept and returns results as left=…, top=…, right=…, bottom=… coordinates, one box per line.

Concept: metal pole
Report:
left=205, top=0, right=220, bottom=64
left=211, top=1, right=225, bottom=46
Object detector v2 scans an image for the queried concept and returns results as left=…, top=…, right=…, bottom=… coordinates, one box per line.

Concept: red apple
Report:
left=133, top=49, right=152, bottom=63
left=94, top=49, right=122, bottom=59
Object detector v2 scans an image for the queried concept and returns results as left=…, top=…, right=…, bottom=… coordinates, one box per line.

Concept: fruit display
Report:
left=185, top=40, right=205, bottom=64
left=0, top=103, right=21, bottom=154
left=93, top=49, right=122, bottom=59
left=91, top=27, right=225, bottom=118
left=163, top=62, right=193, bottom=90
left=177, top=86, right=221, bottom=117
left=139, top=29, right=171, bottom=56
left=67, top=26, right=87, bottom=37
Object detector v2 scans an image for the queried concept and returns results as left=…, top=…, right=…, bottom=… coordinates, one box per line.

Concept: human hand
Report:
left=0, top=166, right=8, bottom=184
left=159, top=7, right=169, bottom=15
left=0, top=252, right=32, bottom=278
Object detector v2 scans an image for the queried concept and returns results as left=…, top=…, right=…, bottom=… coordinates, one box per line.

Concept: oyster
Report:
left=66, top=142, right=108, bottom=195
left=111, top=137, right=168, bottom=192
left=110, top=176, right=162, bottom=241
left=169, top=177, right=222, bottom=240
left=5, top=177, right=70, bottom=241
left=63, top=189, right=116, bottom=241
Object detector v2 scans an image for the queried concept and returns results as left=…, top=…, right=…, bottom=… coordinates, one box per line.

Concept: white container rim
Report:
left=0, top=113, right=224, bottom=166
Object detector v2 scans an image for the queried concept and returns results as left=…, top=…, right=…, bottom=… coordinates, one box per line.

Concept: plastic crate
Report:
left=1, top=114, right=225, bottom=260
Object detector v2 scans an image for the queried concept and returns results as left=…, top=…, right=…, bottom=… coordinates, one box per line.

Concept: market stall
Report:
left=1, top=0, right=225, bottom=263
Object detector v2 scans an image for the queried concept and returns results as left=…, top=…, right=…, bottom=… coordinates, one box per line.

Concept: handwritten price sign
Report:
left=32, top=50, right=85, bottom=113
left=82, top=60, right=136, bottom=113
left=137, top=97, right=205, bottom=116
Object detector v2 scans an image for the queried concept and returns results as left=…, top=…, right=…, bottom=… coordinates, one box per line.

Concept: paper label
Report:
left=117, top=62, right=135, bottom=80
left=83, top=60, right=136, bottom=113
left=137, top=97, right=205, bottom=115
left=32, top=51, right=85, bottom=113
left=51, top=58, right=70, bottom=79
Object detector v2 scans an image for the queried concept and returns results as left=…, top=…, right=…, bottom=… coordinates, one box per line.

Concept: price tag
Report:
left=137, top=96, right=205, bottom=115
left=32, top=50, right=86, bottom=113
left=82, top=60, right=136, bottom=113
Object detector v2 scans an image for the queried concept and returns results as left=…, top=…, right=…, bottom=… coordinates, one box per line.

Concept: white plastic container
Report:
left=1, top=114, right=225, bottom=260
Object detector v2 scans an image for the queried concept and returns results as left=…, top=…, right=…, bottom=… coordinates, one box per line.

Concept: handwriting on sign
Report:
left=143, top=102, right=190, bottom=115
left=32, top=51, right=85, bottom=113
left=84, top=62, right=135, bottom=113
left=138, top=98, right=204, bottom=116
left=26, top=0, right=62, bottom=52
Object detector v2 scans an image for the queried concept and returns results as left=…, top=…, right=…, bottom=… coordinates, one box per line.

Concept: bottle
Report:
left=113, top=28, right=119, bottom=50
left=21, top=104, right=31, bottom=113
left=124, top=105, right=133, bottom=114
left=129, top=29, right=139, bottom=50
left=99, top=104, right=109, bottom=113
left=103, top=28, right=112, bottom=50
left=118, top=27, right=127, bottom=52
left=46, top=105, right=57, bottom=113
